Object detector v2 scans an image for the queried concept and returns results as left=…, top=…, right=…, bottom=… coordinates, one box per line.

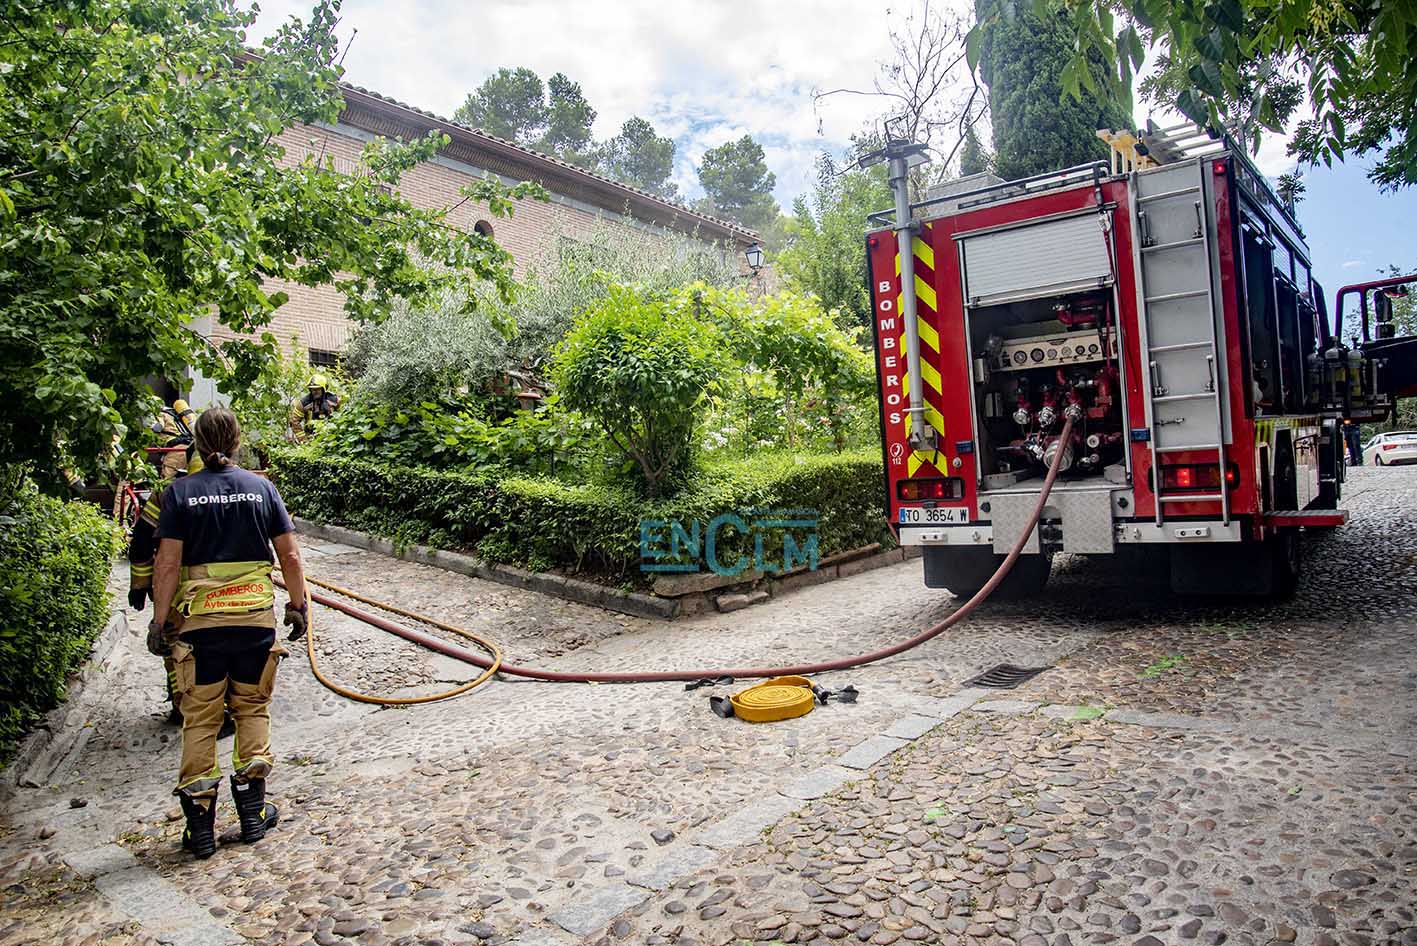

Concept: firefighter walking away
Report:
left=129, top=444, right=205, bottom=724
left=289, top=373, right=340, bottom=442
left=148, top=407, right=310, bottom=859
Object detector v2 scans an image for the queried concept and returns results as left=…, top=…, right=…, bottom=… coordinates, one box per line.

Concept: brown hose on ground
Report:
left=278, top=418, right=1073, bottom=686
left=289, top=576, right=503, bottom=705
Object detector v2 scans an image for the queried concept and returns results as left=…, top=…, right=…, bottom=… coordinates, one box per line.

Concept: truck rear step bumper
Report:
left=900, top=518, right=1244, bottom=548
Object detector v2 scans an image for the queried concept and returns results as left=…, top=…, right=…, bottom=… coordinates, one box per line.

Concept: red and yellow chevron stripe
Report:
left=894, top=225, right=946, bottom=476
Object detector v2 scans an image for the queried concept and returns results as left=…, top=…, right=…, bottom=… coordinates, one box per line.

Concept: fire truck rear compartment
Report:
left=968, top=289, right=1126, bottom=488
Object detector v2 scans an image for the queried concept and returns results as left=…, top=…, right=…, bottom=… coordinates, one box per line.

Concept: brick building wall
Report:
left=205, top=86, right=756, bottom=370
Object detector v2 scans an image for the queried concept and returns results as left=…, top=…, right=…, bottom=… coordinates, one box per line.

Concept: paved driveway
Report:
left=2, top=467, right=1413, bottom=946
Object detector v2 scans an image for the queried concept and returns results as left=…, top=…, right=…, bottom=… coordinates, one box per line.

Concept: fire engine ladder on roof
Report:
left=1129, top=156, right=1230, bottom=526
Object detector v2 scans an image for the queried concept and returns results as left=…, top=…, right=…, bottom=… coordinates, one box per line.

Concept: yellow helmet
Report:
left=308, top=374, right=328, bottom=390
left=173, top=398, right=191, bottom=414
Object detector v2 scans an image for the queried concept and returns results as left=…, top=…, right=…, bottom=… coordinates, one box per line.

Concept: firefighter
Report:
left=1344, top=418, right=1363, bottom=466
left=288, top=374, right=340, bottom=442
left=129, top=446, right=204, bottom=724
left=152, top=399, right=198, bottom=478
left=148, top=407, right=310, bottom=859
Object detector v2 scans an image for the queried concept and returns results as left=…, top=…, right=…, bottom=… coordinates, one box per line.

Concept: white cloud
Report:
left=1342, top=260, right=1365, bottom=269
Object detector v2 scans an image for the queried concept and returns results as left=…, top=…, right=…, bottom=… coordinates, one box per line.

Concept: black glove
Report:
left=128, top=587, right=149, bottom=611
left=146, top=619, right=173, bottom=657
left=284, top=601, right=309, bottom=641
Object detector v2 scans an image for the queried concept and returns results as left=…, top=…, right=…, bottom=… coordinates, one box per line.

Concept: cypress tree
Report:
left=975, top=0, right=1133, bottom=180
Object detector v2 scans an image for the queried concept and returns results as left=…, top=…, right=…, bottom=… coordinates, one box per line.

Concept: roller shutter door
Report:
left=961, top=213, right=1114, bottom=307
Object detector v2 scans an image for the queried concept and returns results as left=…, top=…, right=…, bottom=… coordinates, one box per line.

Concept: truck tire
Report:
left=923, top=547, right=1051, bottom=599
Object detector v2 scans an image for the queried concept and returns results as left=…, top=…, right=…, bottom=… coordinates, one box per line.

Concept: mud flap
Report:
left=1169, top=531, right=1298, bottom=598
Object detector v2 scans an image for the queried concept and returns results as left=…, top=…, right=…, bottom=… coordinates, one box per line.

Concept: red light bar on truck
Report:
left=1156, top=463, right=1239, bottom=491
left=896, top=477, right=965, bottom=501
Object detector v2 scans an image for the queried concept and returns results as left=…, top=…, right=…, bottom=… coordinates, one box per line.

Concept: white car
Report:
left=1363, top=430, right=1417, bottom=466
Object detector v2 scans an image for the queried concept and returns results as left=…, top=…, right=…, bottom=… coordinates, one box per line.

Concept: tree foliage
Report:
left=1140, top=50, right=1304, bottom=152
left=541, top=73, right=598, bottom=165
left=453, top=67, right=598, bottom=168
left=698, top=286, right=877, bottom=454
left=599, top=117, right=679, bottom=199
left=453, top=67, right=548, bottom=146
left=973, top=0, right=1132, bottom=180
left=344, top=288, right=510, bottom=409
left=453, top=68, right=685, bottom=191
left=696, top=135, right=780, bottom=232
left=1275, top=169, right=1306, bottom=210
left=776, top=153, right=892, bottom=330
left=958, top=126, right=991, bottom=176
left=552, top=285, right=728, bottom=497
left=0, top=0, right=541, bottom=483
left=1041, top=0, right=1417, bottom=190
left=346, top=217, right=740, bottom=415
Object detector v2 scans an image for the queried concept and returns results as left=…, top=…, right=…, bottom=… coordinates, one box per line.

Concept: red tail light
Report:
left=1157, top=463, right=1240, bottom=491
left=897, top=477, right=964, bottom=501
left=1383, top=443, right=1399, bottom=451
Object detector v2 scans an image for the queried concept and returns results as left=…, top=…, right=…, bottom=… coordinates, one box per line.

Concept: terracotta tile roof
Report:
left=338, top=83, right=760, bottom=244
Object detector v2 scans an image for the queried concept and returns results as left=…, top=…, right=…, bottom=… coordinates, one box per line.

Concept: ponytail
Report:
left=192, top=407, right=242, bottom=471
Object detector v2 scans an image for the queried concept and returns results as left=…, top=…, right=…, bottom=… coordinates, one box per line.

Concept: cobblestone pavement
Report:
left=1, top=467, right=1413, bottom=946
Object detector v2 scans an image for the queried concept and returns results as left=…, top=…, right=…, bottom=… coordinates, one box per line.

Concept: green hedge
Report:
left=0, top=487, right=120, bottom=764
left=268, top=447, right=891, bottom=580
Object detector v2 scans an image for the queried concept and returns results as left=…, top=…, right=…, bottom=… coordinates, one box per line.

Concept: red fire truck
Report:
left=865, top=123, right=1416, bottom=597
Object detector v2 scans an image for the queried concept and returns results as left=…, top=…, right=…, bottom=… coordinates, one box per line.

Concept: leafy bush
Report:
left=309, top=394, right=599, bottom=478
left=342, top=220, right=743, bottom=416
left=706, top=286, right=877, bottom=453
left=0, top=486, right=120, bottom=764
left=269, top=447, right=891, bottom=580
left=342, top=288, right=512, bottom=410
left=552, top=284, right=728, bottom=496
left=489, top=218, right=744, bottom=376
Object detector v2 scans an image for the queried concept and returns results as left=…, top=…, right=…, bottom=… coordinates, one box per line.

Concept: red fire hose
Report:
left=276, top=419, right=1074, bottom=686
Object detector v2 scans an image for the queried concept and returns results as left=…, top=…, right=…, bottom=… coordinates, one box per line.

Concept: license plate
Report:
left=899, top=506, right=970, bottom=524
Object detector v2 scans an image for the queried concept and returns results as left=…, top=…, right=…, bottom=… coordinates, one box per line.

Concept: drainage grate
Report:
left=963, top=664, right=1051, bottom=689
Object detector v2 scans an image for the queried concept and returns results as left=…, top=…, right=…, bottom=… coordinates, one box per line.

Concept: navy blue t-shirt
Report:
left=156, top=466, right=294, bottom=566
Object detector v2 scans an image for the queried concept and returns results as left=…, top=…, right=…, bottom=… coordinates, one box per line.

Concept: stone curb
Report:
left=1, top=606, right=128, bottom=798
left=293, top=517, right=923, bottom=622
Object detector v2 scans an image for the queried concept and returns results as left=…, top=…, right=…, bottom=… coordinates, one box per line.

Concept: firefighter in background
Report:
left=1344, top=418, right=1364, bottom=466
left=152, top=399, right=198, bottom=478
left=148, top=407, right=310, bottom=859
left=129, top=446, right=202, bottom=723
left=288, top=374, right=340, bottom=442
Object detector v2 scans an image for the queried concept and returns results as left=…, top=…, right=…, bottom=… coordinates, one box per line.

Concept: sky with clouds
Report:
left=250, top=0, right=1416, bottom=304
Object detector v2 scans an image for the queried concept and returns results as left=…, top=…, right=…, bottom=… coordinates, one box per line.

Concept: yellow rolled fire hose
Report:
left=729, top=675, right=817, bottom=722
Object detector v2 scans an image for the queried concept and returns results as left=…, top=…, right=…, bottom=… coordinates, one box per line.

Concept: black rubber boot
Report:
left=230, top=776, right=279, bottom=843
left=179, top=793, right=218, bottom=859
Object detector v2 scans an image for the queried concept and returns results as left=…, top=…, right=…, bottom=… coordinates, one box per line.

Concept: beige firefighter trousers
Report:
left=172, top=638, right=288, bottom=807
